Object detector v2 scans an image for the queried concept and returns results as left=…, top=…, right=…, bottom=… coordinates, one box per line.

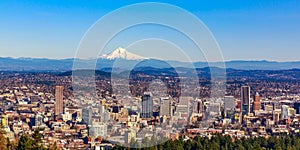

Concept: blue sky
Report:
left=0, top=0, right=300, bottom=61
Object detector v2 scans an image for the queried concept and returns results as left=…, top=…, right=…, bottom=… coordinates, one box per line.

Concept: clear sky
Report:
left=1, top=0, right=300, bottom=61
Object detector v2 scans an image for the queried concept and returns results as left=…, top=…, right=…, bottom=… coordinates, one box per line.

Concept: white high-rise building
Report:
left=160, top=97, right=172, bottom=116
left=208, top=102, right=221, bottom=116
left=82, top=107, right=92, bottom=125
left=224, top=96, right=235, bottom=118
left=88, top=123, right=107, bottom=138
left=281, top=105, right=289, bottom=120
left=176, top=97, right=192, bottom=116
left=34, top=113, right=43, bottom=127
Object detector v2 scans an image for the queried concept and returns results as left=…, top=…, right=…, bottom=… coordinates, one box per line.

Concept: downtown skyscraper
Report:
left=241, top=86, right=250, bottom=116
left=224, top=96, right=235, bottom=118
left=160, top=97, right=172, bottom=116
left=253, top=92, right=261, bottom=112
left=141, top=92, right=153, bottom=119
left=55, top=86, right=64, bottom=119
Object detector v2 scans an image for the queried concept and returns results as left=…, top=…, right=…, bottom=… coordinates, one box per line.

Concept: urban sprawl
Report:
left=1, top=70, right=300, bottom=149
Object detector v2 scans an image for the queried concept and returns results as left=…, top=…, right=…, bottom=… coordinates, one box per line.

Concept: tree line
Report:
left=114, top=133, right=300, bottom=150
left=3, top=130, right=300, bottom=150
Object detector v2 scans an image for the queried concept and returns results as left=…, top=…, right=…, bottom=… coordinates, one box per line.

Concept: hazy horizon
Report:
left=2, top=55, right=300, bottom=63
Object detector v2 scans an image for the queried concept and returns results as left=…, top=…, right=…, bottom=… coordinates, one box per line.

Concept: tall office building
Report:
left=224, top=96, right=235, bottom=118
left=141, top=92, right=153, bottom=118
left=88, top=123, right=107, bottom=138
left=224, top=96, right=235, bottom=111
left=177, top=97, right=191, bottom=117
left=55, top=86, right=64, bottom=118
left=241, top=86, right=250, bottom=115
left=35, top=113, right=43, bottom=127
left=101, top=111, right=110, bottom=122
left=193, top=99, right=204, bottom=114
left=253, top=92, right=261, bottom=111
left=160, top=97, right=172, bottom=116
left=294, top=102, right=300, bottom=114
left=281, top=105, right=289, bottom=120
left=208, top=102, right=221, bottom=116
left=82, top=107, right=92, bottom=125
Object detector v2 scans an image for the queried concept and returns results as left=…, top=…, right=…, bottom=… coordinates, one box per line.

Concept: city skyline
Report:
left=2, top=59, right=300, bottom=149
left=2, top=1, right=300, bottom=149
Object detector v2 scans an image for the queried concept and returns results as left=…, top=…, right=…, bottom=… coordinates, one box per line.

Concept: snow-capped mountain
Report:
left=100, top=47, right=144, bottom=60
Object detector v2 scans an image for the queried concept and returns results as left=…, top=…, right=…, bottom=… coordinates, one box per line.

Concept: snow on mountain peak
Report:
left=101, top=47, right=144, bottom=60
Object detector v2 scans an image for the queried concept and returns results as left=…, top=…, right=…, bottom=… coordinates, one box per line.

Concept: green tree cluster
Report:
left=113, top=133, right=300, bottom=150
left=0, top=130, right=9, bottom=150
left=0, top=129, right=59, bottom=150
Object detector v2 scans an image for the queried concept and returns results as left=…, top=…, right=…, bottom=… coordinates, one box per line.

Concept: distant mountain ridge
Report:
left=1, top=57, right=300, bottom=71
left=3, top=47, right=300, bottom=71
left=1, top=47, right=300, bottom=71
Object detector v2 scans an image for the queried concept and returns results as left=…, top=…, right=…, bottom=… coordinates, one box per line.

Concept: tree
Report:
left=162, top=140, right=172, bottom=150
left=253, top=141, right=262, bottom=150
left=184, top=140, right=193, bottom=150
left=0, top=130, right=8, bottom=150
left=192, top=139, right=203, bottom=150
left=235, top=144, right=245, bottom=150
left=32, top=129, right=42, bottom=143
left=32, top=129, right=46, bottom=150
left=17, top=135, right=34, bottom=150
left=48, top=142, right=59, bottom=150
